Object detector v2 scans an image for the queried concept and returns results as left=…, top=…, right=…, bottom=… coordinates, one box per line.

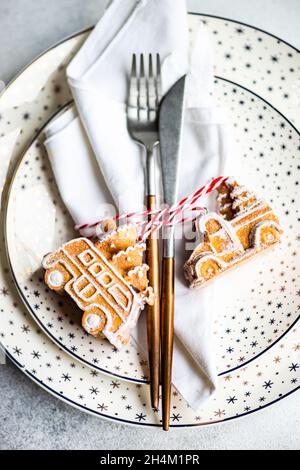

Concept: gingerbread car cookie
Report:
left=184, top=179, right=283, bottom=288
left=43, top=223, right=153, bottom=348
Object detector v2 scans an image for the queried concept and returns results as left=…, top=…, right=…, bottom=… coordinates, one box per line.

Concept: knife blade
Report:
left=159, top=74, right=187, bottom=212
left=159, top=75, right=186, bottom=431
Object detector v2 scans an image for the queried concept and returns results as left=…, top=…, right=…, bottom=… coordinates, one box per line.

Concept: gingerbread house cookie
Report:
left=43, top=223, right=153, bottom=349
left=184, top=179, right=283, bottom=288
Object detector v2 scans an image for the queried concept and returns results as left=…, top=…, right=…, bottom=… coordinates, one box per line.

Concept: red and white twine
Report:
left=76, top=176, right=228, bottom=240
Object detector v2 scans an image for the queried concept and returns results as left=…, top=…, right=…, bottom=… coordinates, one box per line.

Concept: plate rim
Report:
left=4, top=76, right=300, bottom=381
left=2, top=11, right=299, bottom=104
left=193, top=12, right=300, bottom=54
left=2, top=346, right=299, bottom=429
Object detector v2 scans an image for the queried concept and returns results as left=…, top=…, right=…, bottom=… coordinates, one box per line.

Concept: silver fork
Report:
left=127, top=53, right=161, bottom=410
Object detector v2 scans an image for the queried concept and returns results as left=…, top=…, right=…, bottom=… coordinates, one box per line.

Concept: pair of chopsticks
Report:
left=127, top=53, right=174, bottom=430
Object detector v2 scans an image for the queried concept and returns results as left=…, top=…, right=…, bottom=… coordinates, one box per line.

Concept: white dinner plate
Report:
left=0, top=13, right=299, bottom=427
left=5, top=76, right=300, bottom=382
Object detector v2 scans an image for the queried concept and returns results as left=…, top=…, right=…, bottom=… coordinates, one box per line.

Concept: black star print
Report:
left=90, top=370, right=98, bottom=377
left=135, top=413, right=146, bottom=422
left=110, top=380, right=120, bottom=389
left=21, top=325, right=30, bottom=333
left=31, top=350, right=41, bottom=359
left=0, top=287, right=9, bottom=296
left=289, top=363, right=299, bottom=372
left=263, top=380, right=273, bottom=389
left=227, top=347, right=234, bottom=353
left=97, top=403, right=108, bottom=412
left=171, top=413, right=182, bottom=422
left=227, top=396, right=237, bottom=404
left=89, top=387, right=99, bottom=395
left=13, top=346, right=22, bottom=356
left=61, top=373, right=71, bottom=382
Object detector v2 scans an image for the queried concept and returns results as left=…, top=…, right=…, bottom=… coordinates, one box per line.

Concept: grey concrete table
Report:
left=0, top=0, right=300, bottom=450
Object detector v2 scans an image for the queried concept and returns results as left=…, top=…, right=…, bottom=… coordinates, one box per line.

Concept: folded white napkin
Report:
left=44, top=0, right=237, bottom=410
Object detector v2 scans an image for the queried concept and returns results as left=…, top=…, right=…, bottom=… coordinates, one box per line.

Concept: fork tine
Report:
left=149, top=53, right=153, bottom=77
left=156, top=53, right=162, bottom=104
left=131, top=52, right=137, bottom=77
left=148, top=54, right=156, bottom=121
left=128, top=54, right=138, bottom=119
left=139, top=54, right=147, bottom=121
left=140, top=53, right=145, bottom=77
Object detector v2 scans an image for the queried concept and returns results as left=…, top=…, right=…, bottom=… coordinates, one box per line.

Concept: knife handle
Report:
left=161, top=256, right=175, bottom=431
left=145, top=195, right=160, bottom=410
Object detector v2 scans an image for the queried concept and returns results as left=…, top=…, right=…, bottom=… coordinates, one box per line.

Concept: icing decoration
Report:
left=184, top=179, right=283, bottom=288
left=43, top=225, right=153, bottom=349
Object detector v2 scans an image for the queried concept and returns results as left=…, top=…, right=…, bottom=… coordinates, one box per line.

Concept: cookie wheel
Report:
left=82, top=306, right=107, bottom=337
left=195, top=255, right=223, bottom=282
left=252, top=221, right=281, bottom=248
left=45, top=264, right=69, bottom=291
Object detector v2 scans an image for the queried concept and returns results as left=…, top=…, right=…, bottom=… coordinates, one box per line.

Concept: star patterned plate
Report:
left=0, top=13, right=299, bottom=426
left=5, top=76, right=300, bottom=382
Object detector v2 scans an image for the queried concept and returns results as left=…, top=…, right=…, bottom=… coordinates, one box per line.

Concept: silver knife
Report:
left=159, top=75, right=186, bottom=431
left=160, top=75, right=187, bottom=256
